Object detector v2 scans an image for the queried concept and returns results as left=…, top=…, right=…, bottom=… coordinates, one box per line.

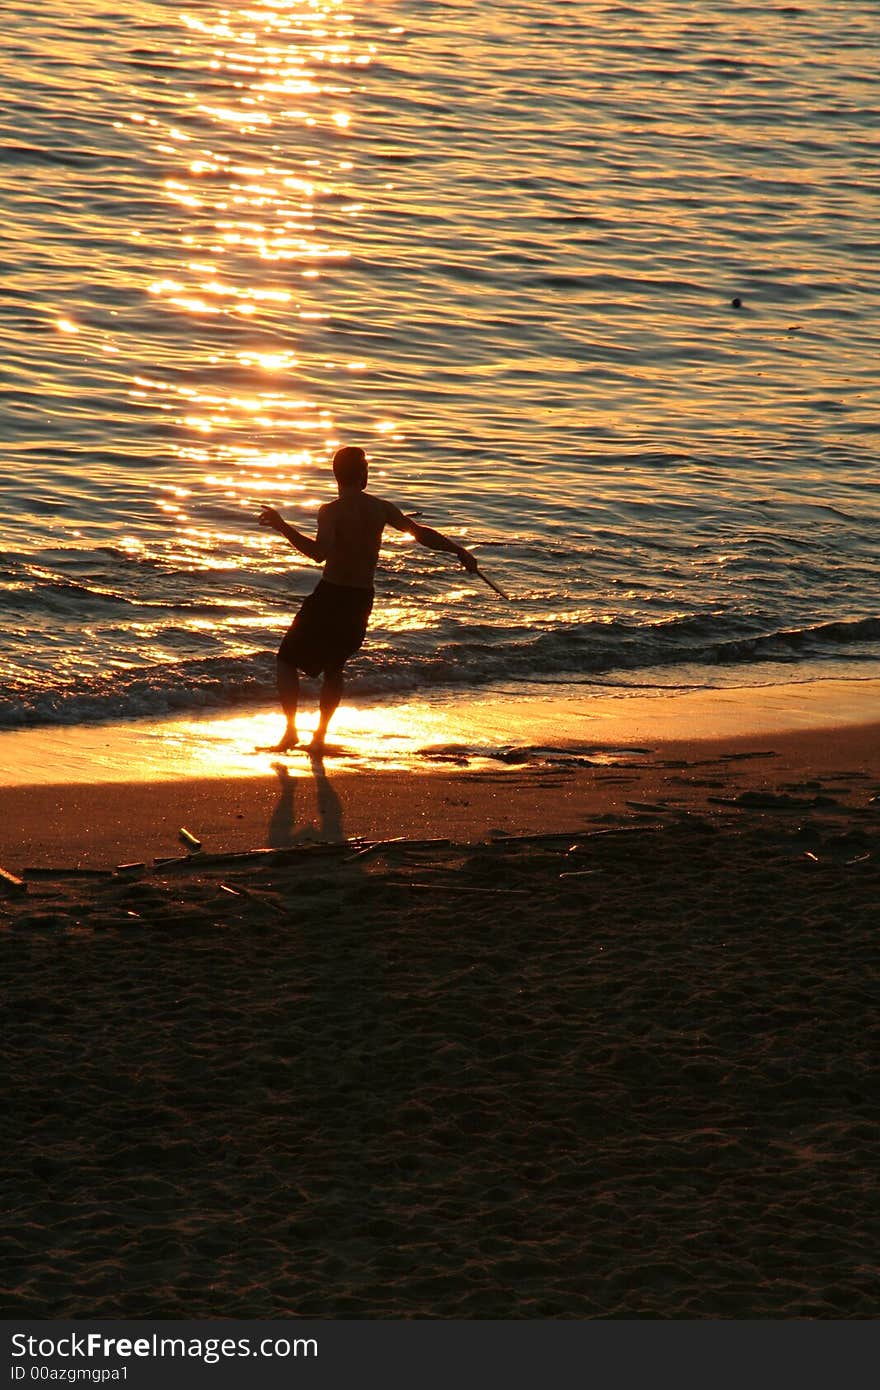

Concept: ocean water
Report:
left=1, top=0, right=878, bottom=729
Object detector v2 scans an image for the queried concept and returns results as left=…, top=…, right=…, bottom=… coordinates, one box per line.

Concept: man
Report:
left=258, top=445, right=478, bottom=752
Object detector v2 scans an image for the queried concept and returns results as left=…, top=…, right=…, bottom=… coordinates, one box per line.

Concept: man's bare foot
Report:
left=255, top=732, right=299, bottom=753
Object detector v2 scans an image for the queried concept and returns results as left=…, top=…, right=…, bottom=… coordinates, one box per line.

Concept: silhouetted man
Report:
left=258, top=445, right=478, bottom=751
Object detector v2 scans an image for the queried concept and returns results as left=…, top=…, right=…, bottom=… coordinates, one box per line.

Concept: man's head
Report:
left=332, top=445, right=368, bottom=490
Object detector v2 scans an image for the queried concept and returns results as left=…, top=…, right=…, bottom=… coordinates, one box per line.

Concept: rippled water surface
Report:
left=1, top=0, right=877, bottom=726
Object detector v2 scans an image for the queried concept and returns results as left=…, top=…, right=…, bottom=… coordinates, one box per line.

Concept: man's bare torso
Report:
left=318, top=491, right=392, bottom=590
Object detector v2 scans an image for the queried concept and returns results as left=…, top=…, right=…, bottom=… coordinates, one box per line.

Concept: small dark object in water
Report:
left=731, top=296, right=743, bottom=309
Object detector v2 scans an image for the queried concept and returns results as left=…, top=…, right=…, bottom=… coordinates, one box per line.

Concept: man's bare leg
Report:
left=271, top=657, right=300, bottom=751
left=311, top=666, right=344, bottom=752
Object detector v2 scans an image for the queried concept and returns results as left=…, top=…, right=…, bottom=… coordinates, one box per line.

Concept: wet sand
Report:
left=3, top=717, right=879, bottom=1318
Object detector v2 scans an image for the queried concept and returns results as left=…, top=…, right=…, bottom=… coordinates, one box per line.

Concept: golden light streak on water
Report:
left=103, top=0, right=380, bottom=571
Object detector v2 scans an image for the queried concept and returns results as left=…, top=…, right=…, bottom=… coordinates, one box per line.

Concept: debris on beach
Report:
left=23, top=867, right=113, bottom=879
left=717, top=750, right=777, bottom=762
left=625, top=799, right=675, bottom=813
left=178, top=827, right=202, bottom=853
left=708, top=791, right=841, bottom=810
left=346, top=836, right=452, bottom=863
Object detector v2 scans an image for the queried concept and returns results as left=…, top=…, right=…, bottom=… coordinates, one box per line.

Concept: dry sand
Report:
left=2, top=720, right=879, bottom=1318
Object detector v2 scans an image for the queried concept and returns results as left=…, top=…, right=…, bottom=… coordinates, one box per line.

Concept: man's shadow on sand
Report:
left=267, top=751, right=345, bottom=847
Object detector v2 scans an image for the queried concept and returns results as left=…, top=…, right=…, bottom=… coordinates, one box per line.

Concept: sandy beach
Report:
left=3, top=694, right=879, bottom=1318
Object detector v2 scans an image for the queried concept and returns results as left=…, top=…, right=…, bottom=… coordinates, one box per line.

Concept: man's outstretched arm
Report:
left=383, top=501, right=479, bottom=572
left=257, top=504, right=328, bottom=563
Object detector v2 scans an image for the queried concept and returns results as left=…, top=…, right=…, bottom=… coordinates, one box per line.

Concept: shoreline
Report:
left=0, top=674, right=878, bottom=793
left=1, top=716, right=877, bottom=872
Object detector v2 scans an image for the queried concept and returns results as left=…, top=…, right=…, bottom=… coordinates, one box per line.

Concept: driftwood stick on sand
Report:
left=346, top=837, right=453, bottom=862
left=23, top=867, right=114, bottom=879
left=154, top=841, right=361, bottom=871
left=219, top=882, right=286, bottom=915
left=389, top=881, right=530, bottom=895
left=479, top=826, right=667, bottom=851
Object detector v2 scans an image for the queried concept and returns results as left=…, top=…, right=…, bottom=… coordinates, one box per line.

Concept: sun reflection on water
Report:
left=108, top=0, right=381, bottom=569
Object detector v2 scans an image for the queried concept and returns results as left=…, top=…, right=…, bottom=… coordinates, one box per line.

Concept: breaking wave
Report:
left=2, top=613, right=877, bottom=729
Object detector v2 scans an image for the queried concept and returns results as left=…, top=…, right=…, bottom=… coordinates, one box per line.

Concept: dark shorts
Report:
left=278, top=579, right=374, bottom=678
